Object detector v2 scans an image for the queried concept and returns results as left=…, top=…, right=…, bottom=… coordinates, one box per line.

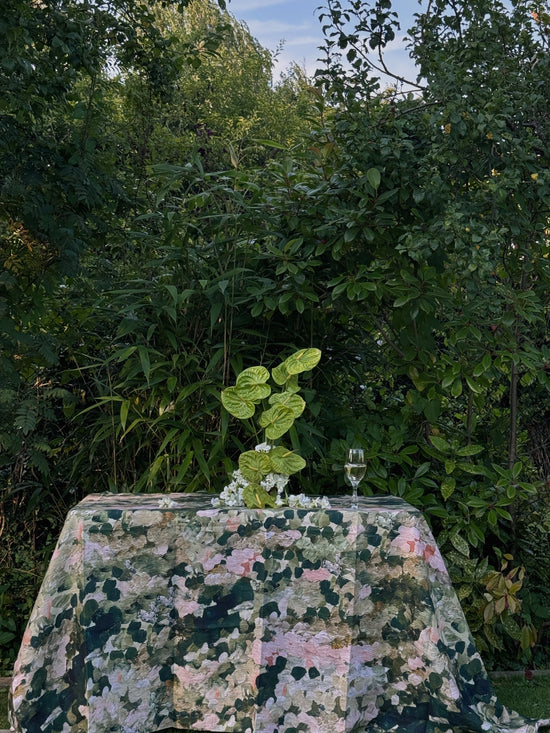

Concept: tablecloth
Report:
left=9, top=493, right=550, bottom=733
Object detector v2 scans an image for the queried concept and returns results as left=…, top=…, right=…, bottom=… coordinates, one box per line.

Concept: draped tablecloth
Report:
left=9, top=493, right=550, bottom=733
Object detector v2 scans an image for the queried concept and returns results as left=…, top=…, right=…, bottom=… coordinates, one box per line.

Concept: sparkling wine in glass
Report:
left=345, top=447, right=366, bottom=509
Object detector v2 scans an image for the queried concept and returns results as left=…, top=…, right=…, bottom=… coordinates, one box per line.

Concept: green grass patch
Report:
left=493, top=677, right=550, bottom=720
left=1, top=678, right=549, bottom=730
left=0, top=688, right=7, bottom=730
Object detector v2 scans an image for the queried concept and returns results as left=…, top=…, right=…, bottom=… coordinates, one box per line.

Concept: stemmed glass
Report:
left=344, top=447, right=366, bottom=509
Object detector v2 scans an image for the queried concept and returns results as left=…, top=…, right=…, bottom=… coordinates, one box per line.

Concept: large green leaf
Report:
left=283, top=348, right=322, bottom=375
left=243, top=483, right=277, bottom=508
left=235, top=366, right=271, bottom=400
left=268, top=392, right=305, bottom=418
left=221, top=386, right=256, bottom=419
left=271, top=361, right=289, bottom=385
left=258, top=404, right=295, bottom=440
left=239, top=450, right=272, bottom=483
left=269, top=446, right=306, bottom=475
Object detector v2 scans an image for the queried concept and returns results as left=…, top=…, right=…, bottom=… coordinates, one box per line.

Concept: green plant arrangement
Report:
left=216, top=347, right=326, bottom=509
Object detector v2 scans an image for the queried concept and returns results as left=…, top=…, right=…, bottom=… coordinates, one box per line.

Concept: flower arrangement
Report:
left=215, top=348, right=327, bottom=509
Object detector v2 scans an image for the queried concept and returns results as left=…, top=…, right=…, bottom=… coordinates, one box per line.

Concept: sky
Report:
left=227, top=0, right=419, bottom=83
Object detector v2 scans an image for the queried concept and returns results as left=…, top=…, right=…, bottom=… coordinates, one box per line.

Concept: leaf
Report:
left=445, top=459, right=456, bottom=475
left=450, top=533, right=470, bottom=557
left=484, top=622, right=504, bottom=650
left=243, top=484, right=277, bottom=508
left=423, top=399, right=441, bottom=422
left=429, top=435, right=451, bottom=453
left=456, top=444, right=484, bottom=457
left=285, top=375, right=301, bottom=394
left=441, top=476, right=456, bottom=500
left=283, top=348, right=322, bottom=375
left=367, top=167, right=381, bottom=190
left=251, top=138, right=288, bottom=150
left=465, top=375, right=483, bottom=393
left=269, top=446, right=306, bottom=475
left=138, top=345, right=151, bottom=381
left=15, top=401, right=37, bottom=435
left=511, top=461, right=522, bottom=478
left=221, top=386, right=256, bottom=419
left=239, top=450, right=272, bottom=483
left=120, top=400, right=130, bottom=430
left=457, top=584, right=473, bottom=601
left=0, top=631, right=15, bottom=645
left=501, top=615, right=521, bottom=641
left=413, top=462, right=431, bottom=478
left=520, top=625, right=536, bottom=651
left=235, top=366, right=271, bottom=400
left=271, top=361, right=290, bottom=385
left=259, top=404, right=295, bottom=440
left=268, top=392, right=305, bottom=418
left=451, top=378, right=463, bottom=397
left=456, top=462, right=488, bottom=475
left=114, top=345, right=137, bottom=362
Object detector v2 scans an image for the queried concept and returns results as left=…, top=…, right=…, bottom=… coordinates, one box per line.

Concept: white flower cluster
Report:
left=211, top=469, right=248, bottom=507
left=212, top=443, right=331, bottom=510
left=287, top=493, right=331, bottom=509
left=158, top=497, right=177, bottom=509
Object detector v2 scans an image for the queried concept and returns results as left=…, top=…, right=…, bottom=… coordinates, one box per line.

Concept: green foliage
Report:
left=221, top=349, right=321, bottom=507
left=492, top=677, right=550, bottom=719
left=306, top=0, right=550, bottom=663
left=2, top=0, right=550, bottom=673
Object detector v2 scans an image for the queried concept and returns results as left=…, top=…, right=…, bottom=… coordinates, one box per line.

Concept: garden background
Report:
left=1, top=0, right=550, bottom=675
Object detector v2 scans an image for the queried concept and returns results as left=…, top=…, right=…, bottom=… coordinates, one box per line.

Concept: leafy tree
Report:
left=307, top=0, right=550, bottom=661
left=0, top=0, right=230, bottom=673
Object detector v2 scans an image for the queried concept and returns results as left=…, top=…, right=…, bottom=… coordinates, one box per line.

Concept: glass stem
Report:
left=351, top=482, right=358, bottom=509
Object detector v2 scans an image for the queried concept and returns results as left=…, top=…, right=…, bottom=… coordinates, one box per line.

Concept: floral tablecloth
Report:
left=9, top=493, right=550, bottom=733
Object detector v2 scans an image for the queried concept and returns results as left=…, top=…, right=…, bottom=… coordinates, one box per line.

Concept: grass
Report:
left=1, top=678, right=549, bottom=731
left=1, top=688, right=8, bottom=730
left=492, top=677, right=550, bottom=720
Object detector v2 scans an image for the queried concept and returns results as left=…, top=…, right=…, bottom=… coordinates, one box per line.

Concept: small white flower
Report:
left=214, top=465, right=330, bottom=510
left=158, top=497, right=177, bottom=508
left=254, top=442, right=273, bottom=452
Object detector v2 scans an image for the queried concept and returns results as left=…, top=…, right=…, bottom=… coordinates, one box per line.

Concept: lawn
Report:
left=2, top=677, right=549, bottom=731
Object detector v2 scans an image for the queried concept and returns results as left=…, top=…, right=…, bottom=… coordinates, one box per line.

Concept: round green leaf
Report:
left=221, top=387, right=256, bottom=419
left=269, top=446, right=306, bottom=475
left=239, top=450, right=272, bottom=483
left=268, top=392, right=305, bottom=418
left=271, top=362, right=289, bottom=385
left=283, top=348, right=322, bottom=375
left=243, top=484, right=277, bottom=509
left=258, top=404, right=295, bottom=440
left=285, top=375, right=301, bottom=394
left=235, top=366, right=271, bottom=401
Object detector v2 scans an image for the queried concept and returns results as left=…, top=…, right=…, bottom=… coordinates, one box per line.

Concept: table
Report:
left=9, top=493, right=550, bottom=733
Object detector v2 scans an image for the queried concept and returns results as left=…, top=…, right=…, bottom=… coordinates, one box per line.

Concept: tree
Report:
left=0, top=0, right=231, bottom=673
left=303, top=0, right=550, bottom=659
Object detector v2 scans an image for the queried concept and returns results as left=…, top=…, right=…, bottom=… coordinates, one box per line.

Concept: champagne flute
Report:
left=345, top=447, right=366, bottom=509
